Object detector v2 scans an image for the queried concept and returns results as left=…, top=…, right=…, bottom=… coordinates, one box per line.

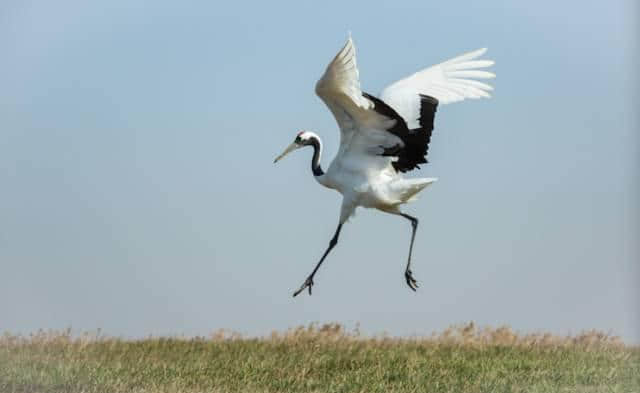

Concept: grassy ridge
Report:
left=1, top=323, right=638, bottom=393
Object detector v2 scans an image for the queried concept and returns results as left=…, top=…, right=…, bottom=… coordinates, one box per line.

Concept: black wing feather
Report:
left=363, top=92, right=438, bottom=173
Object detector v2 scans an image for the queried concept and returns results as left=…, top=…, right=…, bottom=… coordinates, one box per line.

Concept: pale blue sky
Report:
left=1, top=1, right=638, bottom=342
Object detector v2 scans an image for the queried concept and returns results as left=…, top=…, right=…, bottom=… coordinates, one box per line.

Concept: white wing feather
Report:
left=380, top=48, right=495, bottom=129
left=315, top=37, right=373, bottom=116
left=316, top=38, right=402, bottom=165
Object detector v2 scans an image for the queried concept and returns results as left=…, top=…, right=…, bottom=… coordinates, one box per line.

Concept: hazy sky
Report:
left=1, top=1, right=638, bottom=342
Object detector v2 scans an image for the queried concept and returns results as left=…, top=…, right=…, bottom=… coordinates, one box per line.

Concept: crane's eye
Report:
left=295, top=136, right=302, bottom=144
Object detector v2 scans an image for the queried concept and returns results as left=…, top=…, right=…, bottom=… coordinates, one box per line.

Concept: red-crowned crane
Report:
left=274, top=36, right=495, bottom=297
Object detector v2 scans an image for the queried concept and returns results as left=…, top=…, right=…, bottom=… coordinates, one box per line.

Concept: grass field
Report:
left=1, top=323, right=638, bottom=393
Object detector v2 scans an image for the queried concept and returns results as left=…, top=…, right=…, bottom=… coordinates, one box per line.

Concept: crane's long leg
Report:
left=400, top=213, right=419, bottom=291
left=293, top=224, right=343, bottom=297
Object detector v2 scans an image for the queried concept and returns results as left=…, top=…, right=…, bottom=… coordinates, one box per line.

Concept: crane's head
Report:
left=274, top=131, right=318, bottom=163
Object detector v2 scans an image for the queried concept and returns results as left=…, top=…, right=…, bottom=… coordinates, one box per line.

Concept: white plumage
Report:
left=381, top=47, right=495, bottom=128
left=275, top=36, right=495, bottom=296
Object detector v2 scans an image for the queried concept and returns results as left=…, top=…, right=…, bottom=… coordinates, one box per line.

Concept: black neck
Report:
left=309, top=137, right=324, bottom=177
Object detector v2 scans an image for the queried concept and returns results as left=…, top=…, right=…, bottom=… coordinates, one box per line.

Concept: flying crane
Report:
left=274, top=37, right=495, bottom=297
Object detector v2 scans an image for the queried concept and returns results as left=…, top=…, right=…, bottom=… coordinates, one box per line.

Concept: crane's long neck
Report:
left=309, top=136, right=324, bottom=177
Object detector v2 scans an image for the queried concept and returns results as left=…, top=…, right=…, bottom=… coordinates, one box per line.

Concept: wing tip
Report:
left=336, top=34, right=355, bottom=61
left=466, top=47, right=488, bottom=59
left=444, top=47, right=490, bottom=65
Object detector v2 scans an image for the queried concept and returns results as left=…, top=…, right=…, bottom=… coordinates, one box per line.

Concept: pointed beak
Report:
left=274, top=142, right=300, bottom=163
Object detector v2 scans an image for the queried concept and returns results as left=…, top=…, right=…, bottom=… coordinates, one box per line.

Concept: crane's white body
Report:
left=311, top=38, right=494, bottom=224
left=318, top=150, right=436, bottom=221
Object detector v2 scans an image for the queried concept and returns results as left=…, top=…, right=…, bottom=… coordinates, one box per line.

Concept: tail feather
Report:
left=392, top=177, right=437, bottom=203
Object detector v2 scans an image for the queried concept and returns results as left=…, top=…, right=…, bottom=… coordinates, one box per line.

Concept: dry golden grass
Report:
left=1, top=323, right=638, bottom=393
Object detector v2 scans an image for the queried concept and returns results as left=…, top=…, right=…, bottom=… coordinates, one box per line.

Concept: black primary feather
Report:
left=362, top=92, right=438, bottom=173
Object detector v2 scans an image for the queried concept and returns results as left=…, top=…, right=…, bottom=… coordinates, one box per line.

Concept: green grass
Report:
left=1, top=323, right=638, bottom=393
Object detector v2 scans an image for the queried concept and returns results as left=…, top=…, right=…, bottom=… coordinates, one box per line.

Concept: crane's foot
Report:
left=405, top=269, right=419, bottom=291
left=293, top=276, right=314, bottom=297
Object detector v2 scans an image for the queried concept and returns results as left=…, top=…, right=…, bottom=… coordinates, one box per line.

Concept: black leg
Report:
left=293, top=224, right=343, bottom=297
left=400, top=213, right=419, bottom=291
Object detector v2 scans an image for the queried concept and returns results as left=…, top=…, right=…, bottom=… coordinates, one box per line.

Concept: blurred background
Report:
left=1, top=1, right=638, bottom=342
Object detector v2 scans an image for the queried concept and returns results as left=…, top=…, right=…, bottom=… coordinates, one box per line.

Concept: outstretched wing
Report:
left=315, top=37, right=374, bottom=126
left=315, top=38, right=401, bottom=162
left=380, top=48, right=495, bottom=129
